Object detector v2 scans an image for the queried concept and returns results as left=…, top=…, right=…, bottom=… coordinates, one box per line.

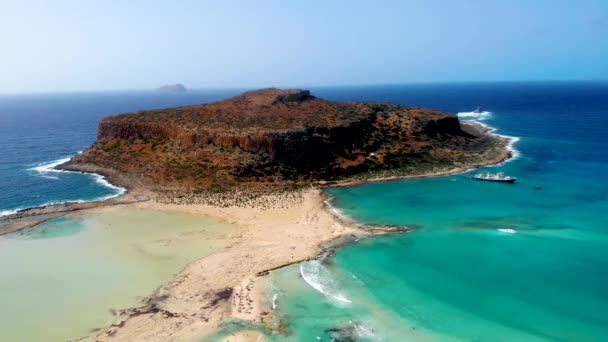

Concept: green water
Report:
left=0, top=206, right=236, bottom=342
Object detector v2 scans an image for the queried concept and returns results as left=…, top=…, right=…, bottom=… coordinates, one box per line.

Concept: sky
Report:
left=1, top=0, right=607, bottom=93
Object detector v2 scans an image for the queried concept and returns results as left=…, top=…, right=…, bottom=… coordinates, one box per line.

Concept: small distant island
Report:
left=156, top=83, right=187, bottom=93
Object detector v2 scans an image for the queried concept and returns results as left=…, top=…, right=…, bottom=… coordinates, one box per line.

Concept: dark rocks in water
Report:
left=325, top=322, right=374, bottom=341
left=156, top=84, right=187, bottom=93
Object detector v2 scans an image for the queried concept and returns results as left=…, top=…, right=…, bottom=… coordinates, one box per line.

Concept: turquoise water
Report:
left=267, top=83, right=608, bottom=341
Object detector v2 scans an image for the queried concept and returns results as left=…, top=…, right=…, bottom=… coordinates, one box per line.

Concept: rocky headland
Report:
left=60, top=88, right=509, bottom=200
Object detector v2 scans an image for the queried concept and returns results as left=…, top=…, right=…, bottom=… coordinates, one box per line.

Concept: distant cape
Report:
left=156, top=84, right=187, bottom=93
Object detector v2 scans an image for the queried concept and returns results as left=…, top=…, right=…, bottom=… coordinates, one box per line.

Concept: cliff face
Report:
left=66, top=88, right=498, bottom=189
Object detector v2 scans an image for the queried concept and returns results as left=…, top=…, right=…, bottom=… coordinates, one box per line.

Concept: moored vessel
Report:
left=474, top=172, right=516, bottom=183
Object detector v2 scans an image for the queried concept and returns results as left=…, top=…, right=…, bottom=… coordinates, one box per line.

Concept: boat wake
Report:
left=300, top=259, right=352, bottom=304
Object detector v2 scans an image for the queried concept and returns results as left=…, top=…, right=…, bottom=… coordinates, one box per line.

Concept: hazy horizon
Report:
left=3, top=79, right=608, bottom=96
left=1, top=0, right=607, bottom=94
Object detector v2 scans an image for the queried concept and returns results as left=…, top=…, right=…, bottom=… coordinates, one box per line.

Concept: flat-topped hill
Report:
left=63, top=88, right=508, bottom=191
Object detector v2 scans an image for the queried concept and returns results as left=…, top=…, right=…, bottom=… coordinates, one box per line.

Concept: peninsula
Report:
left=0, top=88, right=511, bottom=341
left=62, top=88, right=508, bottom=199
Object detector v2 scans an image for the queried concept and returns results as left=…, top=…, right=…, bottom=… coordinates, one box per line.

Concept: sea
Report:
left=2, top=82, right=608, bottom=341
left=0, top=89, right=240, bottom=215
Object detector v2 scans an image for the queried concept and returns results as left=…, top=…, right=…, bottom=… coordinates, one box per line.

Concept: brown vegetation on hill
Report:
left=62, top=88, right=507, bottom=191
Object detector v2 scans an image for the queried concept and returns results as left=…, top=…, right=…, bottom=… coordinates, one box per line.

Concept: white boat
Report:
left=474, top=172, right=516, bottom=183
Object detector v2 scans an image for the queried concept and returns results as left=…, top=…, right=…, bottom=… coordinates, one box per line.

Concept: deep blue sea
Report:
left=2, top=82, right=608, bottom=341
left=0, top=89, right=240, bottom=215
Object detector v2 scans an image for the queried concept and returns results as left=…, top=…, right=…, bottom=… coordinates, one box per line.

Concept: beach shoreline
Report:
left=92, top=188, right=401, bottom=342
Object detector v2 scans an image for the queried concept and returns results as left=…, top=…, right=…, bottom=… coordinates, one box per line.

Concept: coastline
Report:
left=328, top=121, right=514, bottom=188
left=93, top=189, right=392, bottom=341
left=0, top=119, right=515, bottom=341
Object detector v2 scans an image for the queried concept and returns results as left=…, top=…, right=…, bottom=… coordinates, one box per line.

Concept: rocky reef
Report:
left=63, top=88, right=506, bottom=191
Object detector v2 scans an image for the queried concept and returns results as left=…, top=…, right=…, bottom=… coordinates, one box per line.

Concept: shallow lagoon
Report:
left=0, top=206, right=236, bottom=342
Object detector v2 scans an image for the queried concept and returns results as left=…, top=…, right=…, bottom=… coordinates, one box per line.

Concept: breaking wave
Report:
left=300, top=259, right=352, bottom=304
left=472, top=121, right=521, bottom=162
left=28, top=154, right=125, bottom=197
left=0, top=154, right=127, bottom=217
left=457, top=110, right=521, bottom=164
left=457, top=110, right=493, bottom=120
left=323, top=197, right=359, bottom=226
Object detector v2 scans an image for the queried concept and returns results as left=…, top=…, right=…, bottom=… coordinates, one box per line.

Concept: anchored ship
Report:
left=474, top=172, right=516, bottom=183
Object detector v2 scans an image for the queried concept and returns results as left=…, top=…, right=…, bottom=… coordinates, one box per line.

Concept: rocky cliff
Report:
left=63, top=88, right=505, bottom=190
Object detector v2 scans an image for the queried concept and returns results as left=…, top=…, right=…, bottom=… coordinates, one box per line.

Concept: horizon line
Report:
left=1, top=79, right=607, bottom=96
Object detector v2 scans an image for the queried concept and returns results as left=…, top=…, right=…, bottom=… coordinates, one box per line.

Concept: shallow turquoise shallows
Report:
left=266, top=82, right=608, bottom=341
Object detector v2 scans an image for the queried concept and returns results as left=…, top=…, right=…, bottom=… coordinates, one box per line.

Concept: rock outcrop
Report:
left=63, top=88, right=504, bottom=190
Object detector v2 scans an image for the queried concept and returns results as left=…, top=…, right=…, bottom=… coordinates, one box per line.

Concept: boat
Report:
left=473, top=106, right=482, bottom=114
left=474, top=172, right=516, bottom=183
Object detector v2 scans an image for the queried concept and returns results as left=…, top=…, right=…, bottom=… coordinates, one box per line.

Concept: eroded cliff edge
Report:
left=61, top=88, right=508, bottom=193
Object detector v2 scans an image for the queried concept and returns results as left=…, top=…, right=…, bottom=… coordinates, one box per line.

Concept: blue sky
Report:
left=1, top=0, right=607, bottom=93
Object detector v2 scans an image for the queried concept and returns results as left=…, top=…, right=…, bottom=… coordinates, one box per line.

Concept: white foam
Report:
left=457, top=110, right=492, bottom=120
left=29, top=157, right=72, bottom=173
left=26, top=154, right=126, bottom=201
left=272, top=293, right=278, bottom=310
left=0, top=209, right=19, bottom=217
left=300, top=260, right=352, bottom=304
left=464, top=119, right=521, bottom=165
left=498, top=228, right=517, bottom=234
left=323, top=198, right=359, bottom=226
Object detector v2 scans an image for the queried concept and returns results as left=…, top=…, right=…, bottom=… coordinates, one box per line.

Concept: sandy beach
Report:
left=91, top=188, right=378, bottom=341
